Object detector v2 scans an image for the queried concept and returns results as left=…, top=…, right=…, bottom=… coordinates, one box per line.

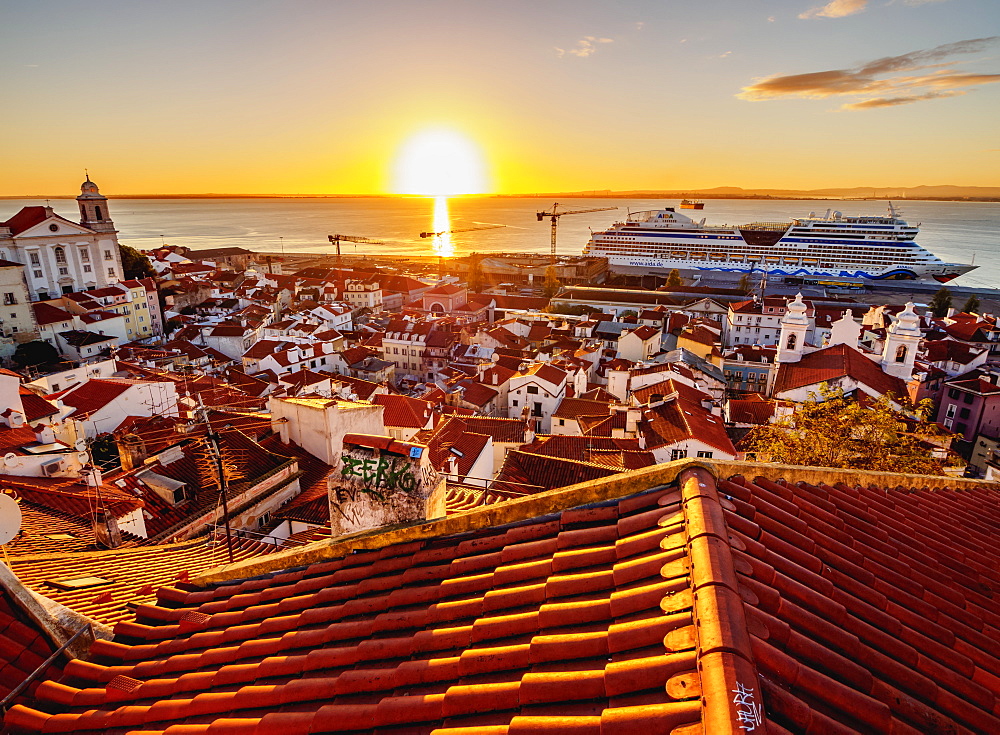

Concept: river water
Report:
left=3, top=196, right=996, bottom=288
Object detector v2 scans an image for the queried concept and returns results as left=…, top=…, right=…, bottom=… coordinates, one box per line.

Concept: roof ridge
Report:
left=676, top=466, right=764, bottom=733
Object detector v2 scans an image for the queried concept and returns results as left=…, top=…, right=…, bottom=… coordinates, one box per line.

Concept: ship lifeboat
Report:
left=764, top=256, right=780, bottom=263
left=671, top=251, right=687, bottom=258
left=801, top=258, right=819, bottom=264
left=710, top=253, right=727, bottom=260
left=691, top=252, right=707, bottom=259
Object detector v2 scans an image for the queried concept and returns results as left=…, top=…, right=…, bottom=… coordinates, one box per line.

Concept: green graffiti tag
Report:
left=340, top=454, right=419, bottom=493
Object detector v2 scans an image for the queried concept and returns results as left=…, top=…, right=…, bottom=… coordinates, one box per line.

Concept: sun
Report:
left=392, top=128, right=489, bottom=196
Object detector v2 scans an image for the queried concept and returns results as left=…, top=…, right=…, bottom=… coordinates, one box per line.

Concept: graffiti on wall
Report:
left=340, top=453, right=419, bottom=494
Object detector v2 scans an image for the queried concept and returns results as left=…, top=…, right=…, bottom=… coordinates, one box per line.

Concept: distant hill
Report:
left=505, top=185, right=1000, bottom=200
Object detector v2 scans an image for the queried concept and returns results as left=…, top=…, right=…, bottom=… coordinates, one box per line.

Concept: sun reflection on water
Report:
left=431, top=196, right=453, bottom=258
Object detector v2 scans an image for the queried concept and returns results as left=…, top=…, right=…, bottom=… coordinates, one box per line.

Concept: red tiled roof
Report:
left=553, top=397, right=612, bottom=420
left=923, top=339, right=986, bottom=366
left=772, top=343, right=907, bottom=399
left=462, top=415, right=529, bottom=444
left=6, top=461, right=1000, bottom=734
left=726, top=394, right=777, bottom=425
left=30, top=303, right=75, bottom=327
left=373, top=393, right=434, bottom=429
left=53, top=379, right=140, bottom=419
left=18, top=387, right=58, bottom=422
left=641, top=398, right=736, bottom=456
left=3, top=206, right=66, bottom=236
left=456, top=380, right=499, bottom=408
left=947, top=376, right=1000, bottom=395
left=0, top=591, right=61, bottom=707
left=493, top=449, right=619, bottom=494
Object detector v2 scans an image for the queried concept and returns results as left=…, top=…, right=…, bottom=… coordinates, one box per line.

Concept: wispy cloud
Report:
left=799, top=0, right=868, bottom=19
left=718, top=51, right=733, bottom=59
left=635, top=21, right=644, bottom=31
left=555, top=36, right=614, bottom=59
left=738, top=36, right=1000, bottom=109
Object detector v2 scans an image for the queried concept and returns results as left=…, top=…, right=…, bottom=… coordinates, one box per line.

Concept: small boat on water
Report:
left=679, top=199, right=705, bottom=210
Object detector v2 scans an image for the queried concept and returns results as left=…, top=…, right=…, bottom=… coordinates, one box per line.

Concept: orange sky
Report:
left=1, top=1, right=998, bottom=196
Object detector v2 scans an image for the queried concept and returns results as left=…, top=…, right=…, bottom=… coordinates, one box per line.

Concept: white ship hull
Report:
left=584, top=204, right=976, bottom=283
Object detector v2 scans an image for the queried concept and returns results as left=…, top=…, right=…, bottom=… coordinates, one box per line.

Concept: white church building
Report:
left=0, top=177, right=125, bottom=301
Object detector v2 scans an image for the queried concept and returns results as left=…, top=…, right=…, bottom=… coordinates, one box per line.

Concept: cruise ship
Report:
left=583, top=204, right=976, bottom=282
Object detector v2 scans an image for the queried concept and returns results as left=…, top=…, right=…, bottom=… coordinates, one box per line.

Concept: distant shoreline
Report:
left=3, top=193, right=999, bottom=202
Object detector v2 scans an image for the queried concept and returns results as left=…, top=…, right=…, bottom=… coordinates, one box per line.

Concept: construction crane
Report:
left=536, top=203, right=616, bottom=264
left=419, top=224, right=506, bottom=238
left=327, top=234, right=384, bottom=269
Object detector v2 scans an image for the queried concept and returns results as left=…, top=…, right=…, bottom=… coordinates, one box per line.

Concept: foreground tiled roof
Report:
left=6, top=461, right=1000, bottom=735
left=0, top=591, right=61, bottom=707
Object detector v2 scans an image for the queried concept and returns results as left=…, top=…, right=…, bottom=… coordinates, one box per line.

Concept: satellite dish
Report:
left=0, top=494, right=22, bottom=545
left=75, top=439, right=87, bottom=451
left=3, top=453, right=16, bottom=468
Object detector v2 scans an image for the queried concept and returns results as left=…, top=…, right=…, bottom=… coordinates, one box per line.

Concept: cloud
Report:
left=738, top=36, right=1000, bottom=109
left=556, top=36, right=614, bottom=58
left=719, top=51, right=733, bottom=59
left=768, top=16, right=776, bottom=22
left=799, top=0, right=868, bottom=19
left=635, top=21, right=644, bottom=31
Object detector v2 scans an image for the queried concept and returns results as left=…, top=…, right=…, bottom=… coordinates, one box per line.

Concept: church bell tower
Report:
left=77, top=173, right=115, bottom=233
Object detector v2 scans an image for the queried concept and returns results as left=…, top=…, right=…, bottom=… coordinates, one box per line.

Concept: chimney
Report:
left=524, top=417, right=536, bottom=443
left=626, top=408, right=641, bottom=435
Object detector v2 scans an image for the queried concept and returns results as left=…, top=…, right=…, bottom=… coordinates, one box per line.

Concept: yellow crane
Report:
left=419, top=224, right=506, bottom=238
left=536, top=202, right=616, bottom=264
left=327, top=234, right=384, bottom=269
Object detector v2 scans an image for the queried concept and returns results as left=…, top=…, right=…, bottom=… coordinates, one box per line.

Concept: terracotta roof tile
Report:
left=6, top=461, right=1000, bottom=734
left=772, top=343, right=907, bottom=399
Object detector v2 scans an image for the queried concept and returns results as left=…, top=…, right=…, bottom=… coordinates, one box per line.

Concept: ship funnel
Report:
left=824, top=209, right=831, bottom=219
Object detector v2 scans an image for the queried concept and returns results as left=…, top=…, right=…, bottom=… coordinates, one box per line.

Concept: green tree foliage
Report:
left=929, top=287, right=953, bottom=318
left=665, top=269, right=683, bottom=288
left=961, top=294, right=981, bottom=315
left=118, top=244, right=155, bottom=280
left=13, top=340, right=59, bottom=368
left=542, top=266, right=561, bottom=298
left=745, top=383, right=951, bottom=475
left=619, top=310, right=639, bottom=319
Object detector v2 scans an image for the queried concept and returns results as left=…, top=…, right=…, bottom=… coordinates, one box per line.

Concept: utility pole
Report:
left=197, top=399, right=234, bottom=563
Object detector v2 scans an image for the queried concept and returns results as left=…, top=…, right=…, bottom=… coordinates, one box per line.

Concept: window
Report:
left=80, top=249, right=90, bottom=262
left=107, top=267, right=115, bottom=277
left=104, top=250, right=113, bottom=260
left=512, top=400, right=518, bottom=407
left=94, top=206, right=103, bottom=220
left=54, top=247, right=66, bottom=264
left=558, top=419, right=565, bottom=426
left=963, top=393, right=974, bottom=405
left=957, top=423, right=967, bottom=435
left=526, top=386, right=539, bottom=395
left=697, top=451, right=714, bottom=458
left=33, top=270, right=42, bottom=278
left=2, top=293, right=15, bottom=305
left=948, top=388, right=961, bottom=399
left=786, top=333, right=797, bottom=350
left=959, top=407, right=971, bottom=420
left=895, top=345, right=907, bottom=363
left=83, top=265, right=92, bottom=273
left=532, top=402, right=543, bottom=417
left=29, top=252, right=40, bottom=266
left=671, top=449, right=687, bottom=461
left=943, top=418, right=953, bottom=430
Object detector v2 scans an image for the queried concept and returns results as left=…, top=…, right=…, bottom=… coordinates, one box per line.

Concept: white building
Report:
left=507, top=364, right=568, bottom=433
left=0, top=177, right=126, bottom=300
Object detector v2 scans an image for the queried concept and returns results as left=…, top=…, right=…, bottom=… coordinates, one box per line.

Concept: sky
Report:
left=1, top=0, right=998, bottom=195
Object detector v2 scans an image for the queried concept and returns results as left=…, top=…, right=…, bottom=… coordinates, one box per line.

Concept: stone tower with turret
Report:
left=77, top=175, right=116, bottom=233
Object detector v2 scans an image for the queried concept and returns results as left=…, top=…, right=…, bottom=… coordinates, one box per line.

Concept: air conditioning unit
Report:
left=42, top=459, right=64, bottom=476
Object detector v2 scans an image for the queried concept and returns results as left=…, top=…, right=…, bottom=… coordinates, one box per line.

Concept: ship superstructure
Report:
left=584, top=204, right=975, bottom=282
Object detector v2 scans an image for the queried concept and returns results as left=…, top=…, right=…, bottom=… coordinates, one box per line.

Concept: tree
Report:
left=467, top=252, right=486, bottom=293
left=542, top=266, right=561, bottom=298
left=666, top=269, right=683, bottom=289
left=619, top=310, right=639, bottom=320
left=961, top=294, right=981, bottom=315
left=929, top=287, right=953, bottom=318
left=119, top=244, right=155, bottom=280
left=745, top=383, right=952, bottom=475
left=13, top=340, right=59, bottom=369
